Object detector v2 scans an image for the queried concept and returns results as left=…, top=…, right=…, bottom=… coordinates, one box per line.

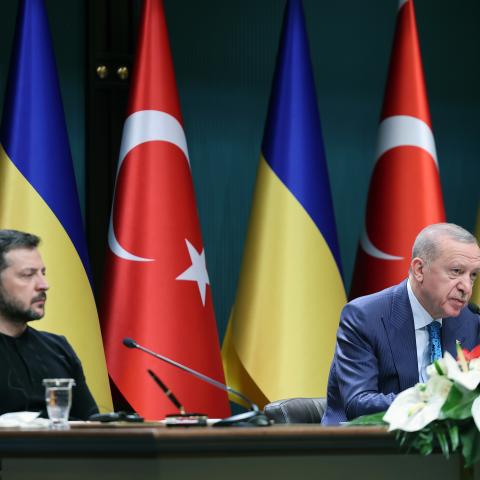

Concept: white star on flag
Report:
left=176, top=239, right=210, bottom=306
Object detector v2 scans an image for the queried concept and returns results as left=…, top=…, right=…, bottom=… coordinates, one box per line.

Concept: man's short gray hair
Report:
left=412, top=223, right=478, bottom=264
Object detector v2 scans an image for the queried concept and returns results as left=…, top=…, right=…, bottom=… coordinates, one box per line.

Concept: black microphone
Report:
left=468, top=302, right=480, bottom=315
left=123, top=337, right=137, bottom=348
left=122, top=337, right=270, bottom=427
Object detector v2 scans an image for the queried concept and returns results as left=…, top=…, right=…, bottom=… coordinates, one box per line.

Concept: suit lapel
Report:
left=383, top=281, right=419, bottom=390
left=442, top=316, right=466, bottom=356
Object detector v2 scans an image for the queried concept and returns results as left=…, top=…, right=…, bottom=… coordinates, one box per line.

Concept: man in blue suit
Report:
left=322, top=223, right=480, bottom=425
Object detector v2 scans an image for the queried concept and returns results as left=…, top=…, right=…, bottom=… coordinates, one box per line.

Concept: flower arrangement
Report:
left=350, top=342, right=480, bottom=467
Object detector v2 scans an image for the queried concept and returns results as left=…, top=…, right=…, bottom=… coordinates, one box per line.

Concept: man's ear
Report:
left=411, top=257, right=425, bottom=282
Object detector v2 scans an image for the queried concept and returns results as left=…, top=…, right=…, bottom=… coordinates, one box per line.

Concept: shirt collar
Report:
left=407, top=279, right=443, bottom=330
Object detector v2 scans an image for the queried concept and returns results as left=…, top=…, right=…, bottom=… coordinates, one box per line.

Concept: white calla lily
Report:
left=472, top=396, right=480, bottom=431
left=383, top=376, right=452, bottom=432
left=443, top=352, right=480, bottom=391
left=426, top=358, right=447, bottom=378
left=361, top=342, right=480, bottom=465
left=469, top=358, right=480, bottom=372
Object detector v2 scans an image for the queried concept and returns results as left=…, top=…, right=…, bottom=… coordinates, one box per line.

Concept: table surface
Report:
left=0, top=424, right=398, bottom=458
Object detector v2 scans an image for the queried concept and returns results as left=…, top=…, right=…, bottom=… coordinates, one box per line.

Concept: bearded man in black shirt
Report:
left=0, top=229, right=98, bottom=419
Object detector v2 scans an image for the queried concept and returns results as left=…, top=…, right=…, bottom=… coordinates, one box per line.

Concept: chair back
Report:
left=263, top=397, right=327, bottom=424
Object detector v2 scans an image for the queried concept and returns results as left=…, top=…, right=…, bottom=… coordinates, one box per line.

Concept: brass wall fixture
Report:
left=116, top=66, right=129, bottom=80
left=96, top=65, right=108, bottom=79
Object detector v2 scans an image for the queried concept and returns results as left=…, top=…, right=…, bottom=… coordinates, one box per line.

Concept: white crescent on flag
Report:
left=361, top=114, right=438, bottom=260
left=108, top=110, right=190, bottom=262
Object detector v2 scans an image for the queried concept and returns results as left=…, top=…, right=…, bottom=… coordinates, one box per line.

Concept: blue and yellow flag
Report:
left=0, top=0, right=111, bottom=410
left=222, top=0, right=346, bottom=407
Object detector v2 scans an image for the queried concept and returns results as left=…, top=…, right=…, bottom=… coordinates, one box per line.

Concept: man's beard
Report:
left=0, top=288, right=46, bottom=323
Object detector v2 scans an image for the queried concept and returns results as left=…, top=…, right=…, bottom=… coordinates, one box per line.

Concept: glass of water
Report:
left=42, top=378, right=76, bottom=429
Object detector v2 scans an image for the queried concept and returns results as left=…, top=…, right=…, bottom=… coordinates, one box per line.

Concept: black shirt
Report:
left=0, top=326, right=99, bottom=420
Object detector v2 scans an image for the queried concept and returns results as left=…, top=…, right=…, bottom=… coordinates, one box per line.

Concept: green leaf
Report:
left=412, top=431, right=433, bottom=456
left=447, top=421, right=460, bottom=452
left=396, top=431, right=408, bottom=447
left=347, top=411, right=387, bottom=426
left=460, top=423, right=480, bottom=468
left=441, top=384, right=478, bottom=420
left=404, top=427, right=434, bottom=456
left=433, top=426, right=449, bottom=458
left=433, top=360, right=445, bottom=375
left=419, top=442, right=433, bottom=456
left=418, top=429, right=434, bottom=443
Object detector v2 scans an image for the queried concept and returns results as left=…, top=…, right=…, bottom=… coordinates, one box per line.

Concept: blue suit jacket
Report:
left=322, top=280, right=480, bottom=425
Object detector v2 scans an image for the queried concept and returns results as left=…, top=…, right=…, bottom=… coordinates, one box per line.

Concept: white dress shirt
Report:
left=407, top=279, right=442, bottom=383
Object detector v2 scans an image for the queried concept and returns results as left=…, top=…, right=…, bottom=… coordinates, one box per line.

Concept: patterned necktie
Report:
left=427, top=321, right=442, bottom=363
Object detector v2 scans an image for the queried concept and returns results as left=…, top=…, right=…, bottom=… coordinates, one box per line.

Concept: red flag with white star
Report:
left=100, top=0, right=230, bottom=419
left=349, top=0, right=445, bottom=299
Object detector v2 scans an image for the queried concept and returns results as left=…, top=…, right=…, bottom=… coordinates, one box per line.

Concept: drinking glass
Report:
left=42, top=378, right=76, bottom=429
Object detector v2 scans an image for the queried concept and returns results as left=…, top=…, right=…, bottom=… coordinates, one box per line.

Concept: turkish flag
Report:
left=100, top=0, right=230, bottom=419
left=350, top=0, right=445, bottom=299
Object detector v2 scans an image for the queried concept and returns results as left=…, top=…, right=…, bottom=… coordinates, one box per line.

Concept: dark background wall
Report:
left=0, top=0, right=478, bottom=340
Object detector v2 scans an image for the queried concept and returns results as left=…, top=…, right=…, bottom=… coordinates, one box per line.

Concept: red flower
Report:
left=461, top=345, right=480, bottom=361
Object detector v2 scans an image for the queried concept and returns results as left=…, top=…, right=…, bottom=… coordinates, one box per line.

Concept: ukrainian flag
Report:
left=222, top=0, right=346, bottom=407
left=0, top=0, right=111, bottom=410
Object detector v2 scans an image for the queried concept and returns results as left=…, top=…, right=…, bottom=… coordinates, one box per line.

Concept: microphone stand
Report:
left=123, top=338, right=270, bottom=427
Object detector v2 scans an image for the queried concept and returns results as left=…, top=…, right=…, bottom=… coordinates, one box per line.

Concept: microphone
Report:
left=468, top=302, right=480, bottom=315
left=123, top=337, right=137, bottom=348
left=122, top=337, right=270, bottom=426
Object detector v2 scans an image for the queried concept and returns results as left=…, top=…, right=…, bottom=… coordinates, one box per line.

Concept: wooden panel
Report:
left=0, top=425, right=465, bottom=480
left=85, top=0, right=138, bottom=295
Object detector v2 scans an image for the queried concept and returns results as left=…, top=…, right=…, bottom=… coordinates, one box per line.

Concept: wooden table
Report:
left=0, top=424, right=469, bottom=480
